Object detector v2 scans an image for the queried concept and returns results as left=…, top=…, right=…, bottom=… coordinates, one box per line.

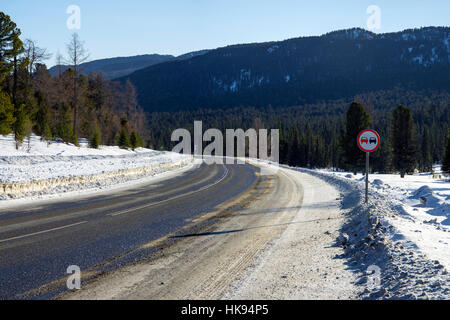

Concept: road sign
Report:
left=357, top=129, right=380, bottom=153
left=357, top=129, right=381, bottom=204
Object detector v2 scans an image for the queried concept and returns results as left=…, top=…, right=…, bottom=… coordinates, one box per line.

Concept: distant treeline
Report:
left=147, top=88, right=450, bottom=174
left=0, top=12, right=146, bottom=150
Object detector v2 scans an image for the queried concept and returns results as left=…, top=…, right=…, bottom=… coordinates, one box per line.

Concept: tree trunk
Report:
left=12, top=55, right=17, bottom=108
left=73, top=79, right=77, bottom=137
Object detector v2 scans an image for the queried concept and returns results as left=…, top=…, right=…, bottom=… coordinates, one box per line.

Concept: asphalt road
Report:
left=0, top=161, right=259, bottom=299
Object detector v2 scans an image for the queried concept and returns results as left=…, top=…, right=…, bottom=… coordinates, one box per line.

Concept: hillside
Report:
left=118, top=27, right=450, bottom=112
left=49, top=54, right=174, bottom=79
left=48, top=49, right=211, bottom=80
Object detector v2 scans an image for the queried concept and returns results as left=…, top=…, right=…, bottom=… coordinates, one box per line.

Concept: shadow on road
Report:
left=170, top=211, right=342, bottom=239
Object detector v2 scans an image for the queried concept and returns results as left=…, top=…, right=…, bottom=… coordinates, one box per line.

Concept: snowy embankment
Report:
left=294, top=166, right=449, bottom=299
left=0, top=134, right=192, bottom=201
left=330, top=170, right=450, bottom=267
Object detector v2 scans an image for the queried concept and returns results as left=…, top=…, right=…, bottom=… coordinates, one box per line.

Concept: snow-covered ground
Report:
left=297, top=166, right=449, bottom=299
left=0, top=134, right=191, bottom=201
left=326, top=169, right=450, bottom=271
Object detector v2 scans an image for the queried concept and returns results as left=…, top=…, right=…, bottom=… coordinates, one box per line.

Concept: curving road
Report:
left=0, top=161, right=259, bottom=299
left=60, top=163, right=359, bottom=300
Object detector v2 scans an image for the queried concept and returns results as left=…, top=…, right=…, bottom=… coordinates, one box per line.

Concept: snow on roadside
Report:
left=0, top=134, right=192, bottom=200
left=287, top=166, right=450, bottom=299
left=327, top=170, right=450, bottom=272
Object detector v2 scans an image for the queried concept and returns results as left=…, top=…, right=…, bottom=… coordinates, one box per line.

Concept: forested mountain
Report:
left=48, top=49, right=211, bottom=80
left=49, top=54, right=174, bottom=79
left=119, top=27, right=450, bottom=112
left=175, top=49, right=210, bottom=61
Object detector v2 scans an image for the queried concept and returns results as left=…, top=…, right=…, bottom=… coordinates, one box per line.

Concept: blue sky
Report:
left=3, top=0, right=449, bottom=66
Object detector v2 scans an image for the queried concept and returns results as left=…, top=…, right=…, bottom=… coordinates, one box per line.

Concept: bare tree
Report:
left=65, top=33, right=89, bottom=137
left=124, top=80, right=138, bottom=128
left=55, top=50, right=64, bottom=78
left=23, top=39, right=52, bottom=82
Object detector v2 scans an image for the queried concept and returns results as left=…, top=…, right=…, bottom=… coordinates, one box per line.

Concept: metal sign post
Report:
left=357, top=129, right=381, bottom=204
left=365, top=151, right=369, bottom=203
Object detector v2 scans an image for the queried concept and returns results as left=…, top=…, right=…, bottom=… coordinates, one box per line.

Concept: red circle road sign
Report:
left=357, top=129, right=380, bottom=152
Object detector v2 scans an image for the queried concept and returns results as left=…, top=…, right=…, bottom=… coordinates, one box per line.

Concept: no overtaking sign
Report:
left=357, top=129, right=380, bottom=153
left=357, top=129, right=381, bottom=203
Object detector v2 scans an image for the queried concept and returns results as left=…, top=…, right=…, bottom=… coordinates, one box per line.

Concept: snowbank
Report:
left=287, top=166, right=449, bottom=299
left=329, top=170, right=450, bottom=271
left=0, top=134, right=192, bottom=200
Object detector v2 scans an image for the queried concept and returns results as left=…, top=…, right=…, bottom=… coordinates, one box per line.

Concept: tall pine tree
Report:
left=419, top=126, right=433, bottom=172
left=442, top=129, right=450, bottom=175
left=57, top=107, right=74, bottom=143
left=287, top=127, right=300, bottom=167
left=13, top=104, right=31, bottom=149
left=0, top=12, right=21, bottom=83
left=0, top=12, right=22, bottom=135
left=0, top=92, right=14, bottom=135
left=391, top=105, right=418, bottom=178
left=342, top=102, right=371, bottom=174
left=118, top=117, right=130, bottom=149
